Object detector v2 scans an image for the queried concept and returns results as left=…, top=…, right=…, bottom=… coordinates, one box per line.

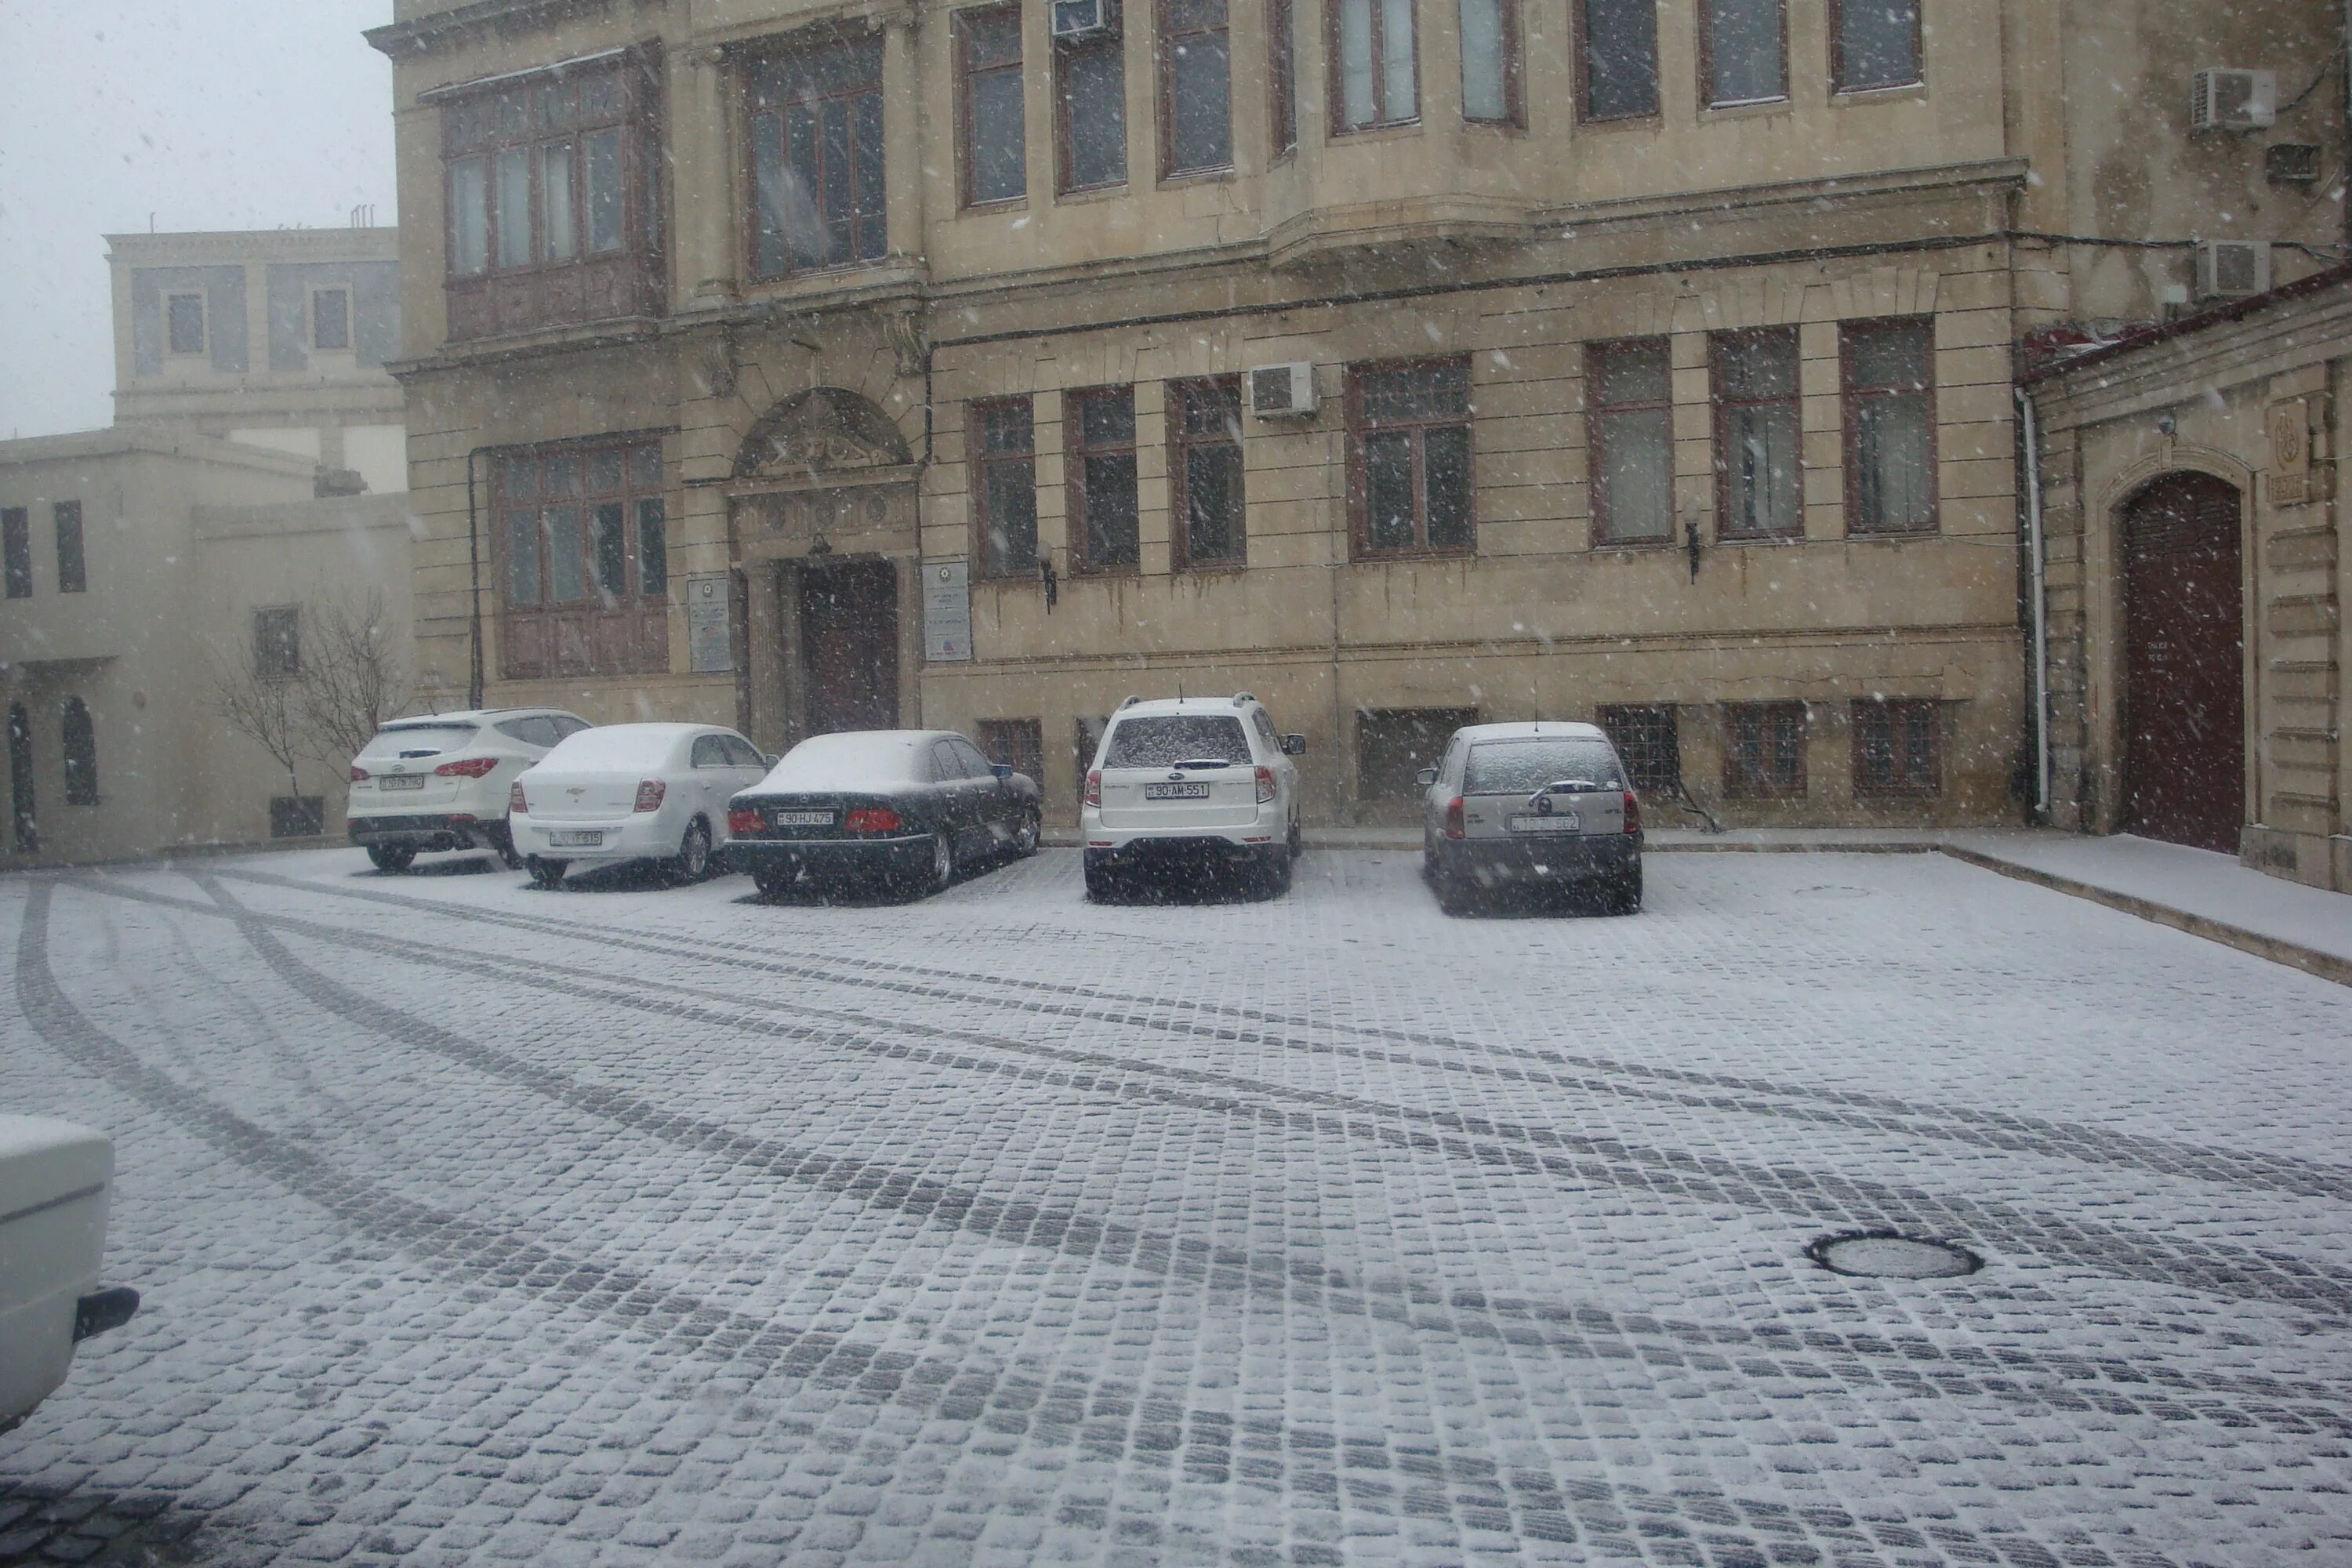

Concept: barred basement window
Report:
left=978, top=719, right=1046, bottom=787
left=1067, top=387, right=1141, bottom=572
left=1597, top=704, right=1680, bottom=796
left=1852, top=699, right=1940, bottom=797
left=1722, top=701, right=1806, bottom=799
left=972, top=398, right=1039, bottom=579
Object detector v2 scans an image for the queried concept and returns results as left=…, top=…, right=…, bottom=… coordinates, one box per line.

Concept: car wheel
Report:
left=1433, top=861, right=1475, bottom=916
left=751, top=865, right=794, bottom=900
left=526, top=856, right=568, bottom=889
left=1605, top=862, right=1643, bottom=916
left=366, top=845, right=416, bottom=874
left=913, top=831, right=953, bottom=898
left=1287, top=818, right=1302, bottom=860
left=672, top=818, right=713, bottom=883
left=1260, top=848, right=1294, bottom=898
left=1083, top=852, right=1116, bottom=902
left=1012, top=808, right=1042, bottom=858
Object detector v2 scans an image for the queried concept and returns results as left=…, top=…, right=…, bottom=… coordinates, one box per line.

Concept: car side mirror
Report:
left=762, top=755, right=779, bottom=769
left=992, top=764, right=1014, bottom=781
left=1415, top=768, right=1438, bottom=788
left=1282, top=734, right=1307, bottom=756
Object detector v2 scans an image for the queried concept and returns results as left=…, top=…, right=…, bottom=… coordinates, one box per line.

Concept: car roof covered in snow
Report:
left=381, top=706, right=582, bottom=729
left=1454, top=721, right=1610, bottom=743
left=533, top=723, right=726, bottom=770
left=1112, top=695, right=1268, bottom=719
left=754, top=729, right=964, bottom=790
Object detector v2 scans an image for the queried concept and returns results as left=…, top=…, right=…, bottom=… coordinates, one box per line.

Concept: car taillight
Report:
left=633, top=779, right=666, bottom=812
left=1083, top=769, right=1102, bottom=808
left=434, top=756, right=499, bottom=779
left=844, top=807, right=902, bottom=833
left=1622, top=790, right=1641, bottom=833
left=349, top=765, right=369, bottom=782
left=509, top=782, right=528, bottom=815
left=728, top=807, right=764, bottom=836
left=1254, top=765, right=1276, bottom=804
left=1443, top=797, right=1466, bottom=840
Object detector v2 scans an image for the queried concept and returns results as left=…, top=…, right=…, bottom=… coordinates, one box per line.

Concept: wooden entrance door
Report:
left=800, top=561, right=899, bottom=735
left=2121, top=472, right=2244, bottom=852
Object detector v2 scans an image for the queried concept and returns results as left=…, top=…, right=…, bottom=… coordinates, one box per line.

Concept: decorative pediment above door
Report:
left=733, top=387, right=913, bottom=481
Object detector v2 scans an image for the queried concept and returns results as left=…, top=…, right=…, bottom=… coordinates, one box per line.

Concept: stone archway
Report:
left=731, top=387, right=913, bottom=482
left=2118, top=470, right=2245, bottom=852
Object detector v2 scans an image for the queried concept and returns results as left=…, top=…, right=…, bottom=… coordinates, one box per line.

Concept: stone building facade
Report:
left=2026, top=267, right=2350, bottom=891
left=366, top=0, right=2343, bottom=829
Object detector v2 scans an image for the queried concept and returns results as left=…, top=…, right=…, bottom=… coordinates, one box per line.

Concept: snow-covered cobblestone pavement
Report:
left=4, top=846, right=2350, bottom=1567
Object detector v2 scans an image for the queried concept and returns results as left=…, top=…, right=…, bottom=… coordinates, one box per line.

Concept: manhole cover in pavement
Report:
left=1806, top=1231, right=1983, bottom=1279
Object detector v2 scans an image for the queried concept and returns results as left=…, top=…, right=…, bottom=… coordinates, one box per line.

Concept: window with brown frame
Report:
left=1056, top=6, right=1127, bottom=192
left=1597, top=704, right=1680, bottom=795
left=1459, top=0, right=1521, bottom=125
left=1170, top=377, right=1246, bottom=568
left=1722, top=701, right=1806, bottom=799
left=972, top=398, right=1039, bottom=579
left=495, top=437, right=669, bottom=680
left=960, top=7, right=1028, bottom=206
left=1067, top=387, right=1141, bottom=572
left=1831, top=0, right=1922, bottom=93
left=1853, top=699, right=1940, bottom=798
left=1330, top=0, right=1418, bottom=132
left=1160, top=0, right=1232, bottom=176
left=750, top=37, right=887, bottom=276
left=1711, top=328, right=1802, bottom=540
left=1350, top=358, right=1474, bottom=559
left=53, top=502, right=85, bottom=594
left=978, top=718, right=1047, bottom=787
left=1842, top=318, right=1936, bottom=535
left=1587, top=337, right=1675, bottom=546
left=1269, top=0, right=1298, bottom=154
left=1576, top=0, right=1657, bottom=122
left=439, top=54, right=662, bottom=341
left=1700, top=0, right=1784, bottom=106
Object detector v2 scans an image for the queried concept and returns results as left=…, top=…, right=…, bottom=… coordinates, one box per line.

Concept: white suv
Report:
left=347, top=708, right=591, bottom=872
left=1081, top=693, right=1306, bottom=898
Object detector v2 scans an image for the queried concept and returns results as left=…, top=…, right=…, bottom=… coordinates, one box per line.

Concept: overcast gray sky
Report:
left=0, top=1, right=396, bottom=440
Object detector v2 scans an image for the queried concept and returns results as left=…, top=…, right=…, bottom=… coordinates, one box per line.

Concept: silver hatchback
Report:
left=1418, top=722, right=1643, bottom=914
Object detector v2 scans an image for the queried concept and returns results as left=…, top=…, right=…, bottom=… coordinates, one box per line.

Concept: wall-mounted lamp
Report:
left=1684, top=511, right=1703, bottom=583
left=1038, top=554, right=1059, bottom=611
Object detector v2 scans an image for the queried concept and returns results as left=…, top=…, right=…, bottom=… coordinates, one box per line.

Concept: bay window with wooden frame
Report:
left=972, top=398, right=1040, bottom=579
left=1722, top=700, right=1806, bottom=800
left=1169, top=377, right=1246, bottom=570
left=1349, top=358, right=1475, bottom=560
left=1586, top=337, right=1675, bottom=546
left=1831, top=0, right=1922, bottom=93
left=1160, top=0, right=1232, bottom=178
left=1851, top=698, right=1941, bottom=799
left=1699, top=0, right=1785, bottom=107
left=495, top=437, right=670, bottom=681
left=1711, top=328, right=1802, bottom=541
left=959, top=7, right=1028, bottom=206
left=1330, top=0, right=1417, bottom=132
left=437, top=51, right=663, bottom=342
left=1458, top=0, right=1521, bottom=126
left=1575, top=0, right=1657, bottom=122
left=750, top=35, right=887, bottom=275
left=1056, top=3, right=1128, bottom=193
left=1842, top=318, right=1937, bottom=535
left=1066, top=387, right=1141, bottom=573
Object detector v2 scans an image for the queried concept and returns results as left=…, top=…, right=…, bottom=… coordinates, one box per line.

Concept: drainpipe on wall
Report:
left=2015, top=386, right=2053, bottom=822
left=464, top=446, right=493, bottom=710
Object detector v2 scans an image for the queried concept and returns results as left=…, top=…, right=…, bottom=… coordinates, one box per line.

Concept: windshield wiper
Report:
left=1172, top=757, right=1241, bottom=769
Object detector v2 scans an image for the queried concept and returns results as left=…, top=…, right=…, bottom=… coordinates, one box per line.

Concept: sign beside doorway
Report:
left=924, top=558, right=972, bottom=662
left=685, top=575, right=734, bottom=673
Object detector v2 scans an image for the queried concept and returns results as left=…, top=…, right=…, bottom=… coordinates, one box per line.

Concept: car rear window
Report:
left=358, top=724, right=478, bottom=760
left=1102, top=715, right=1252, bottom=768
left=1464, top=739, right=1624, bottom=794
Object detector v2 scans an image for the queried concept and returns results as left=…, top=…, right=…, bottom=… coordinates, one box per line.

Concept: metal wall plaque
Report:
left=923, top=559, right=972, bottom=662
left=686, top=575, right=734, bottom=673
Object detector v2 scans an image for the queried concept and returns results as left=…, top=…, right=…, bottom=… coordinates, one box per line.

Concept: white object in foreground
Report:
left=0, top=1115, right=137, bottom=1434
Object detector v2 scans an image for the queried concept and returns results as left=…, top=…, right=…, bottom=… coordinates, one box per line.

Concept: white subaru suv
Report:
left=1081, top=693, right=1306, bottom=898
left=347, top=708, right=592, bottom=872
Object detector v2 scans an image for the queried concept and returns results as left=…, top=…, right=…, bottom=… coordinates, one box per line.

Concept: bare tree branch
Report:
left=210, top=646, right=307, bottom=801
left=296, top=592, right=413, bottom=768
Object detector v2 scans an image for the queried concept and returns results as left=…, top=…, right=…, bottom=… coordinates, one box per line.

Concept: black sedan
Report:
left=722, top=729, right=1043, bottom=898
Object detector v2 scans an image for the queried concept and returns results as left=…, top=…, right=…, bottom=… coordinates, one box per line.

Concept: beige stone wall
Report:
left=2031, top=280, right=2349, bottom=891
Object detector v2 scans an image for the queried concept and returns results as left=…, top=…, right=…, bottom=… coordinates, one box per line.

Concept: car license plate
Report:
left=1145, top=782, right=1212, bottom=800
left=378, top=774, right=426, bottom=791
left=1508, top=813, right=1581, bottom=834
left=771, top=811, right=833, bottom=827
left=546, top=830, right=604, bottom=848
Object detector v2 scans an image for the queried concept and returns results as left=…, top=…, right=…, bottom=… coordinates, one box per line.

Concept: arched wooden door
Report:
left=2120, top=472, right=2244, bottom=852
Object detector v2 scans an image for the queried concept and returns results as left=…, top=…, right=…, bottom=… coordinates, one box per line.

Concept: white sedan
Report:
left=509, top=723, right=772, bottom=887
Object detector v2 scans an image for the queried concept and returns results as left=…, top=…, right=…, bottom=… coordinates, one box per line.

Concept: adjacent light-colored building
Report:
left=365, top=0, right=2344, bottom=837
left=0, top=227, right=416, bottom=867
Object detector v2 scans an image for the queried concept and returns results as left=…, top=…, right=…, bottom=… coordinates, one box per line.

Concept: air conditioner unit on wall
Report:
left=1051, top=0, right=1115, bottom=40
left=2195, top=240, right=2272, bottom=300
left=2190, top=68, right=2277, bottom=132
left=1247, top=363, right=1318, bottom=419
